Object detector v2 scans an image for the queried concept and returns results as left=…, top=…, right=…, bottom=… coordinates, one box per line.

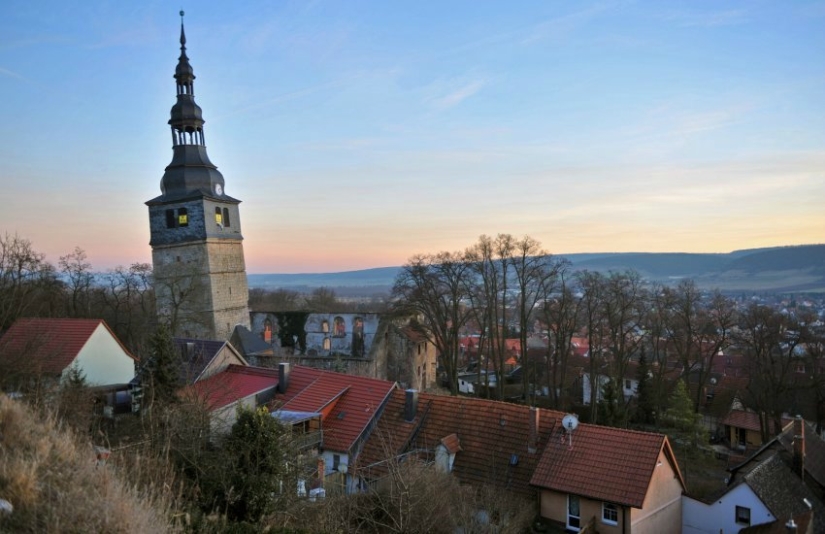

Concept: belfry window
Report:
left=166, top=209, right=176, bottom=228
left=178, top=208, right=189, bottom=227
left=223, top=208, right=230, bottom=227
left=215, top=207, right=223, bottom=226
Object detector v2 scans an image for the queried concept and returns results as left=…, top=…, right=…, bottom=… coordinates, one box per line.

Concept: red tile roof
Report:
left=356, top=390, right=566, bottom=497
left=0, top=318, right=135, bottom=375
left=530, top=424, right=683, bottom=508
left=272, top=366, right=396, bottom=455
left=186, top=364, right=278, bottom=411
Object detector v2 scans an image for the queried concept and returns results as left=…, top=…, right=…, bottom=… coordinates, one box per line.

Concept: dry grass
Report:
left=0, top=394, right=176, bottom=533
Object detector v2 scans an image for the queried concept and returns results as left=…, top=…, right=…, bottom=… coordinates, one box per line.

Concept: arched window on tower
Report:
left=223, top=208, right=230, bottom=227
left=321, top=320, right=329, bottom=333
left=215, top=207, right=223, bottom=226
left=323, top=338, right=331, bottom=351
left=178, top=208, right=188, bottom=227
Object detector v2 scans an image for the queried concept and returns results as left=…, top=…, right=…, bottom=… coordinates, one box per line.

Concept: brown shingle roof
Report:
left=357, top=390, right=565, bottom=497
left=530, top=424, right=682, bottom=508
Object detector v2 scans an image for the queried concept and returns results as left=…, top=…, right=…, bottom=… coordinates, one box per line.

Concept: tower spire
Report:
left=150, top=11, right=228, bottom=203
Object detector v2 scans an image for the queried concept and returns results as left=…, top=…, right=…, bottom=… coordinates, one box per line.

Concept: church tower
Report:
left=146, top=12, right=250, bottom=340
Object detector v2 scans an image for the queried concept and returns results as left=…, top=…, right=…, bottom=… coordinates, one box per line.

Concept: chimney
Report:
left=528, top=406, right=539, bottom=454
left=793, top=415, right=805, bottom=480
left=278, top=362, right=291, bottom=394
left=404, top=389, right=418, bottom=422
left=317, top=456, right=325, bottom=489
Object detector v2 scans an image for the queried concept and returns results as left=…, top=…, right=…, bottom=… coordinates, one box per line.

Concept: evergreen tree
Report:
left=202, top=406, right=296, bottom=522
left=598, top=378, right=624, bottom=427
left=139, top=324, right=182, bottom=410
left=666, top=380, right=708, bottom=445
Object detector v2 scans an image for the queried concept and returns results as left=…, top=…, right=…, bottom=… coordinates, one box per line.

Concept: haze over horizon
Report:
left=2, top=1, right=823, bottom=274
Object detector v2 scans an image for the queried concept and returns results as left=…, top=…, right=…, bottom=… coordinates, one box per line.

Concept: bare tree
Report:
left=0, top=233, right=60, bottom=329
left=601, top=271, right=647, bottom=423
left=666, top=281, right=734, bottom=412
left=98, top=263, right=156, bottom=353
left=59, top=247, right=95, bottom=318
left=510, top=236, right=564, bottom=404
left=578, top=270, right=608, bottom=423
left=391, top=252, right=474, bottom=395
left=466, top=234, right=516, bottom=399
left=539, top=263, right=580, bottom=411
left=737, top=303, right=805, bottom=441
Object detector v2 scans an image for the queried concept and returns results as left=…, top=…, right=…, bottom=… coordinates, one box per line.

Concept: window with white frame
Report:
left=602, top=502, right=618, bottom=525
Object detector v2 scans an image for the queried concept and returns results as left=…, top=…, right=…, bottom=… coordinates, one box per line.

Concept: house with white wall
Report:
left=0, top=318, right=136, bottom=388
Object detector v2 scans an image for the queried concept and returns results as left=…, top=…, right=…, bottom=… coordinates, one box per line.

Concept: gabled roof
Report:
left=272, top=366, right=396, bottom=454
left=186, top=364, right=278, bottom=411
left=722, top=409, right=762, bottom=432
left=0, top=318, right=135, bottom=375
left=356, top=390, right=565, bottom=497
left=173, top=337, right=243, bottom=384
left=229, top=325, right=274, bottom=358
left=726, top=447, right=825, bottom=533
left=530, top=424, right=684, bottom=508
left=721, top=409, right=793, bottom=435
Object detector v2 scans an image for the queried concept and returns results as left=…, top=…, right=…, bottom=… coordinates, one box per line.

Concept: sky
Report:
left=1, top=1, right=824, bottom=274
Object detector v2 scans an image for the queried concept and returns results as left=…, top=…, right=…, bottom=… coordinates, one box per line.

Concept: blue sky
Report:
left=1, top=1, right=823, bottom=273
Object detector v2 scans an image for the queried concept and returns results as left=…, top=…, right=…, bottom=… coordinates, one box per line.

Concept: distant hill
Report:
left=248, top=244, right=825, bottom=294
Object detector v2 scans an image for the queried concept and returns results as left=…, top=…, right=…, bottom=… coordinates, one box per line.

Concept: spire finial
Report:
left=179, top=10, right=186, bottom=46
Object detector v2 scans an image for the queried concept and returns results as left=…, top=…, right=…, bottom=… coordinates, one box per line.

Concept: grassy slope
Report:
left=0, top=395, right=172, bottom=533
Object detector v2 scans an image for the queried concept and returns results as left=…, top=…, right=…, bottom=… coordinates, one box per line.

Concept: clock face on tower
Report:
left=214, top=184, right=223, bottom=196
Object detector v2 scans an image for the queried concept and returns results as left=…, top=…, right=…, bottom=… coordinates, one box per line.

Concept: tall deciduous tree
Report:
left=0, top=233, right=60, bottom=329
left=737, top=303, right=806, bottom=441
left=59, top=247, right=94, bottom=318
left=392, top=252, right=474, bottom=395
left=539, top=265, right=580, bottom=411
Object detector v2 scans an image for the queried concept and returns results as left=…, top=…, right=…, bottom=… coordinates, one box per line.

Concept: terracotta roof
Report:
left=272, top=366, right=396, bottom=455
left=721, top=409, right=762, bottom=432
left=530, top=424, right=683, bottom=508
left=186, top=364, right=278, bottom=411
left=356, top=390, right=565, bottom=497
left=0, top=318, right=135, bottom=375
left=721, top=409, right=793, bottom=435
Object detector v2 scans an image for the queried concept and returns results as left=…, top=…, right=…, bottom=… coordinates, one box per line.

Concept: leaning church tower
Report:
left=146, top=12, right=250, bottom=340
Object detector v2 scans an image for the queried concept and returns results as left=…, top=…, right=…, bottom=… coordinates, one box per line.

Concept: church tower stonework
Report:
left=146, top=12, right=250, bottom=340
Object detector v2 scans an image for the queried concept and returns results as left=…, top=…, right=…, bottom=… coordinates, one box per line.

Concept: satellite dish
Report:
left=562, top=414, right=579, bottom=432
left=561, top=414, right=579, bottom=450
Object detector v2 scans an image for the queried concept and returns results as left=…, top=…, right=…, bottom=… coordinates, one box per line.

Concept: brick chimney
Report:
left=792, top=415, right=805, bottom=480
left=278, top=362, right=291, bottom=394
left=317, top=456, right=325, bottom=489
left=404, top=389, right=418, bottom=422
left=528, top=406, right=539, bottom=454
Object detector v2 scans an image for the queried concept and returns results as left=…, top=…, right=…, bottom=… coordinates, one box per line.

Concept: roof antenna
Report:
left=562, top=413, right=579, bottom=450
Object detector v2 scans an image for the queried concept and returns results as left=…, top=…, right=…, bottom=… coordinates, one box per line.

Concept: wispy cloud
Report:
left=521, top=2, right=616, bottom=44
left=659, top=9, right=750, bottom=28
left=0, top=66, right=27, bottom=81
left=431, top=79, right=486, bottom=111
